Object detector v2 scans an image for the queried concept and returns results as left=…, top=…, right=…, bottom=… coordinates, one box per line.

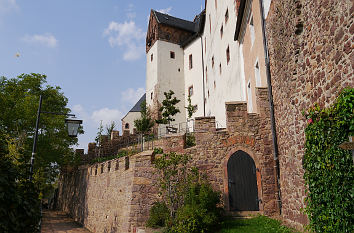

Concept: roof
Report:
left=181, top=10, right=206, bottom=48
left=121, top=94, right=146, bottom=121
left=234, top=0, right=247, bottom=41
left=152, top=10, right=198, bottom=33
left=130, top=94, right=146, bottom=112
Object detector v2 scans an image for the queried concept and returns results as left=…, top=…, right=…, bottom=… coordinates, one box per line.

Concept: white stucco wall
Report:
left=121, top=112, right=141, bottom=134
left=157, top=40, right=186, bottom=130
left=146, top=43, right=158, bottom=107
left=184, top=38, right=205, bottom=121
left=201, top=0, right=245, bottom=128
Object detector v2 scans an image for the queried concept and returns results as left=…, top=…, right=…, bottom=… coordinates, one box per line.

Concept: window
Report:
left=125, top=123, right=129, bottom=129
left=226, top=46, right=230, bottom=64
left=189, top=54, right=193, bottom=69
left=151, top=53, right=153, bottom=62
left=170, top=51, right=175, bottom=59
left=214, top=81, right=216, bottom=89
left=219, top=63, right=222, bottom=74
left=255, top=60, right=261, bottom=86
left=249, top=15, right=255, bottom=46
left=220, top=25, right=224, bottom=38
left=151, top=92, right=153, bottom=99
left=247, top=81, right=253, bottom=112
left=208, top=90, right=210, bottom=97
left=209, top=14, right=212, bottom=33
left=194, top=105, right=198, bottom=111
left=212, top=56, right=214, bottom=68
left=225, top=9, right=229, bottom=24
left=215, top=0, right=217, bottom=9
left=188, top=86, right=194, bottom=97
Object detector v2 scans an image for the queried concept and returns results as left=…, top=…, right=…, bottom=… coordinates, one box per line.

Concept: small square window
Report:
left=214, top=81, right=216, bottom=89
left=189, top=54, right=193, bottom=69
left=226, top=46, right=230, bottom=64
left=151, top=54, right=153, bottom=62
left=151, top=92, right=153, bottom=99
left=212, top=56, right=214, bottom=68
left=225, top=9, right=229, bottom=24
left=220, top=25, right=224, bottom=38
left=170, top=51, right=175, bottom=59
left=219, top=63, right=222, bottom=74
left=188, top=86, right=194, bottom=97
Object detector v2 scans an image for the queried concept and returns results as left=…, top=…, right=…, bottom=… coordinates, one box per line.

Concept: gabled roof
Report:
left=122, top=94, right=146, bottom=121
left=152, top=10, right=197, bottom=33
left=130, top=94, right=146, bottom=112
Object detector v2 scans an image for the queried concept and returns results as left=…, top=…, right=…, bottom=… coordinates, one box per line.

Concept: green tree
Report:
left=105, top=121, right=116, bottom=136
left=156, top=90, right=180, bottom=125
left=185, top=95, right=196, bottom=119
left=0, top=73, right=82, bottom=196
left=134, top=100, right=154, bottom=135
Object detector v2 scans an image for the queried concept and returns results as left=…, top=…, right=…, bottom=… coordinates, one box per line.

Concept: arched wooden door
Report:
left=227, top=150, right=259, bottom=211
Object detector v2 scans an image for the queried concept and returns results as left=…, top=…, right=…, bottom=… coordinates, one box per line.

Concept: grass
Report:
left=218, top=215, right=298, bottom=233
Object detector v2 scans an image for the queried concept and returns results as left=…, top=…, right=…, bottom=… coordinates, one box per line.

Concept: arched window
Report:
left=125, top=123, right=130, bottom=129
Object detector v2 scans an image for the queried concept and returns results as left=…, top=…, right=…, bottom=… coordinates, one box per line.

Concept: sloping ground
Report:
left=41, top=210, right=91, bottom=233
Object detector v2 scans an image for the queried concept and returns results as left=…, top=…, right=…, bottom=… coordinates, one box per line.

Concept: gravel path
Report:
left=41, top=210, right=91, bottom=233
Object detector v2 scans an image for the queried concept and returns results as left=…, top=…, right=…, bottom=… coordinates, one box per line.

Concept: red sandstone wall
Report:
left=57, top=152, right=158, bottom=233
left=266, top=0, right=353, bottom=228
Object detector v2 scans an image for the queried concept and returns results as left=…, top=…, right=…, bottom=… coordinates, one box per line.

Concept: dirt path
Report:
left=41, top=210, right=91, bottom=233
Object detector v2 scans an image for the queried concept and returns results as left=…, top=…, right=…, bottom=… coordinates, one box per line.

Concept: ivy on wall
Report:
left=303, top=88, right=353, bottom=233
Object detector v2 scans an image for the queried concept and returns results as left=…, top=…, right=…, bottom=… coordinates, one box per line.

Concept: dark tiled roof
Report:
left=152, top=10, right=197, bottom=33
left=129, top=94, right=146, bottom=112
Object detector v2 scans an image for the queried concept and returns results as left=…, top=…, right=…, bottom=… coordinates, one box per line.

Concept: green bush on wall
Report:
left=303, top=88, right=353, bottom=233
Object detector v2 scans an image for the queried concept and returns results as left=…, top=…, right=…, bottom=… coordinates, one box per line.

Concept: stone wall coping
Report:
left=225, top=101, right=247, bottom=105
left=195, top=116, right=216, bottom=120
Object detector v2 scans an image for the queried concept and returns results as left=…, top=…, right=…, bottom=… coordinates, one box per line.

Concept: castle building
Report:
left=121, top=94, right=146, bottom=135
left=145, top=0, right=273, bottom=133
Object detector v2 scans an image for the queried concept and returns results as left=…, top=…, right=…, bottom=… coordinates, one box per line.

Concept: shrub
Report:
left=171, top=183, right=222, bottom=233
left=303, top=88, right=353, bottom=232
left=147, top=202, right=170, bottom=228
left=151, top=152, right=222, bottom=232
left=186, top=133, right=196, bottom=148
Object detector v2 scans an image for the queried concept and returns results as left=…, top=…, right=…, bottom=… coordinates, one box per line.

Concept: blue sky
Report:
left=0, top=0, right=204, bottom=150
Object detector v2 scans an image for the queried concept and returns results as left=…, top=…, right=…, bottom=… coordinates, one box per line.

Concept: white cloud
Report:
left=91, top=108, right=124, bottom=126
left=158, top=7, right=172, bottom=15
left=22, top=33, right=58, bottom=48
left=104, top=20, right=145, bottom=61
left=0, top=0, right=18, bottom=12
left=125, top=3, right=136, bottom=20
left=121, top=87, right=145, bottom=106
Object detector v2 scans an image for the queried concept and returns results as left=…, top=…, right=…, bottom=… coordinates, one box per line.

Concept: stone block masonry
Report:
left=266, top=0, right=353, bottom=229
left=58, top=87, right=280, bottom=232
left=57, top=151, right=159, bottom=233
